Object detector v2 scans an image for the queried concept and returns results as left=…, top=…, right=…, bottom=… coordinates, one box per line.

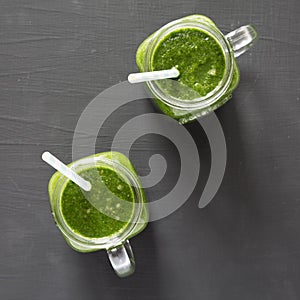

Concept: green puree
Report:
left=152, top=28, right=226, bottom=98
left=60, top=166, right=134, bottom=239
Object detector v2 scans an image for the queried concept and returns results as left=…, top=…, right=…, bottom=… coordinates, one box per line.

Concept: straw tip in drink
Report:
left=171, top=67, right=180, bottom=77
left=85, top=182, right=92, bottom=192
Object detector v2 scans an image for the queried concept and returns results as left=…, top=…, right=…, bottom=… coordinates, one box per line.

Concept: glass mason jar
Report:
left=48, top=152, right=148, bottom=277
left=136, top=15, right=258, bottom=124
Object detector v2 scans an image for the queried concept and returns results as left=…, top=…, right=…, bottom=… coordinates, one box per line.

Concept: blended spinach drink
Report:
left=152, top=28, right=226, bottom=97
left=48, top=152, right=148, bottom=277
left=136, top=15, right=257, bottom=124
left=60, top=165, right=134, bottom=239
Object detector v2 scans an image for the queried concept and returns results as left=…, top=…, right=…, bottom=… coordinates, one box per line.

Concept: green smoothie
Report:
left=136, top=15, right=240, bottom=123
left=48, top=152, right=148, bottom=252
left=152, top=28, right=226, bottom=98
left=60, top=166, right=134, bottom=239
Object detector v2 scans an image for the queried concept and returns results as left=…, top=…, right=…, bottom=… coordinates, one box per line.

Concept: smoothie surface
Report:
left=152, top=27, right=226, bottom=98
left=60, top=166, right=134, bottom=239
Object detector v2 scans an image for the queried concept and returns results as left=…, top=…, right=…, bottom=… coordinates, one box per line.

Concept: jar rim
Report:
left=52, top=156, right=143, bottom=249
left=144, top=18, right=234, bottom=110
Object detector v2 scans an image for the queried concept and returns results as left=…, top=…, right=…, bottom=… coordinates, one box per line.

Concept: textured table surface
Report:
left=1, top=0, right=300, bottom=299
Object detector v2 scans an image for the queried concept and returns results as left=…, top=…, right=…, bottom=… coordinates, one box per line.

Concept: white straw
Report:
left=128, top=67, right=180, bottom=84
left=42, top=151, right=92, bottom=191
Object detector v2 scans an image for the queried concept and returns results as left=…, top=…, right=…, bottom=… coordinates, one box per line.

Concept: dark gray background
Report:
left=1, top=0, right=299, bottom=299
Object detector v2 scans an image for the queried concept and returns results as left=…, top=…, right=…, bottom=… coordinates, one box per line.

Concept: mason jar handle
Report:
left=107, top=240, right=135, bottom=277
left=226, top=25, right=258, bottom=58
